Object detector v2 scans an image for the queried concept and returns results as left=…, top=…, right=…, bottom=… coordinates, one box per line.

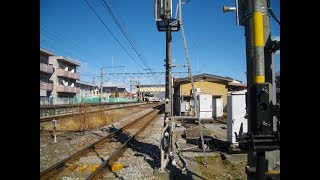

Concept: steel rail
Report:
left=87, top=105, right=163, bottom=179
left=40, top=104, right=163, bottom=180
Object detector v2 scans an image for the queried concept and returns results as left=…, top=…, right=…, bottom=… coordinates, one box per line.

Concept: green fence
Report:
left=73, top=96, right=138, bottom=103
left=106, top=97, right=138, bottom=103
left=41, top=96, right=139, bottom=105
left=73, top=96, right=101, bottom=103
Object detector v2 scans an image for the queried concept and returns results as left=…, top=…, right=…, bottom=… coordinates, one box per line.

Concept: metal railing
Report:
left=40, top=82, right=53, bottom=91
left=56, top=69, right=80, bottom=80
left=56, top=85, right=80, bottom=93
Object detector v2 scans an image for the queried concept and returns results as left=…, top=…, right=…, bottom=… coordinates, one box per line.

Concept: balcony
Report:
left=40, top=63, right=54, bottom=74
left=40, top=82, right=53, bottom=91
left=56, top=85, right=80, bottom=93
left=56, top=69, right=80, bottom=80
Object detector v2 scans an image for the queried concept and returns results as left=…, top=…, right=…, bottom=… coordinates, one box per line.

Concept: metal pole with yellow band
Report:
left=224, top=1, right=280, bottom=179
left=253, top=1, right=267, bottom=179
left=253, top=0, right=265, bottom=84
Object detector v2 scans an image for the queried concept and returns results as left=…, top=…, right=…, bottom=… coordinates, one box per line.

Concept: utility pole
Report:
left=243, top=1, right=257, bottom=179
left=100, top=65, right=126, bottom=102
left=130, top=79, right=132, bottom=93
left=155, top=0, right=181, bottom=172
left=264, top=0, right=280, bottom=171
left=138, top=70, right=140, bottom=101
left=165, top=0, right=173, bottom=117
left=100, top=67, right=103, bottom=101
left=252, top=1, right=267, bottom=179
left=223, top=0, right=280, bottom=179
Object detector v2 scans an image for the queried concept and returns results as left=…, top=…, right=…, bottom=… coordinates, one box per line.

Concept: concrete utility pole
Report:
left=100, top=67, right=103, bottom=101
left=263, top=0, right=279, bottom=172
left=223, top=0, right=280, bottom=179
left=165, top=0, right=173, bottom=117
left=138, top=70, right=141, bottom=101
left=252, top=1, right=267, bottom=179
left=92, top=77, right=95, bottom=85
left=243, top=1, right=257, bottom=179
left=155, top=0, right=181, bottom=172
left=100, top=65, right=126, bottom=102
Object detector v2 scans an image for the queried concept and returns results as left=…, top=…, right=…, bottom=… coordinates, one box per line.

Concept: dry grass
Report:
left=40, top=105, right=143, bottom=132
left=195, top=155, right=246, bottom=180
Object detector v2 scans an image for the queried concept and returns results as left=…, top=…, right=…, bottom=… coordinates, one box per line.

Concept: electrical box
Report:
left=197, top=94, right=213, bottom=119
left=180, top=101, right=186, bottom=113
left=227, top=90, right=247, bottom=144
left=154, top=0, right=166, bottom=21
left=212, top=98, right=223, bottom=118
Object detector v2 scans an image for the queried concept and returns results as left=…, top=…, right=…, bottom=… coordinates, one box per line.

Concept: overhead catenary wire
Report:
left=40, top=35, right=106, bottom=75
left=83, top=0, right=146, bottom=71
left=267, top=0, right=280, bottom=25
left=78, top=72, right=97, bottom=81
left=40, top=25, right=107, bottom=77
left=78, top=71, right=98, bottom=77
left=42, top=1, right=159, bottom=86
left=87, top=0, right=158, bottom=87
left=41, top=24, right=106, bottom=65
left=110, top=0, right=152, bottom=72
left=40, top=33, right=98, bottom=66
left=41, top=1, right=168, bottom=87
left=40, top=39, right=87, bottom=65
left=100, top=0, right=152, bottom=71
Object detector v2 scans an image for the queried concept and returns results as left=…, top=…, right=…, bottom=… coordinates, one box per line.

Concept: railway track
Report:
left=40, top=104, right=164, bottom=180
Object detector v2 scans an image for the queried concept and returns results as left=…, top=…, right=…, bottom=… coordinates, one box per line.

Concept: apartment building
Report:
left=76, top=81, right=99, bottom=96
left=40, top=48, right=54, bottom=97
left=49, top=56, right=80, bottom=104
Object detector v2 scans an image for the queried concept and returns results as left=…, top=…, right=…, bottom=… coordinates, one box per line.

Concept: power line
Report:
left=100, top=0, right=151, bottom=71
left=267, top=0, right=280, bottom=25
left=40, top=39, right=84, bottom=63
left=40, top=32, right=91, bottom=63
left=40, top=24, right=106, bottom=65
left=40, top=39, right=94, bottom=66
left=83, top=0, right=146, bottom=70
left=78, top=71, right=98, bottom=77
left=41, top=40, right=102, bottom=81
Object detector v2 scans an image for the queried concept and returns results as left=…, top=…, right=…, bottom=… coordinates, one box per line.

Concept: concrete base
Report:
left=153, top=169, right=170, bottom=180
left=266, top=150, right=280, bottom=170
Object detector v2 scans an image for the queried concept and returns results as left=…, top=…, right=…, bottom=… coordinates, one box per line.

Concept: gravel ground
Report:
left=40, top=107, right=154, bottom=172
left=101, top=113, right=164, bottom=180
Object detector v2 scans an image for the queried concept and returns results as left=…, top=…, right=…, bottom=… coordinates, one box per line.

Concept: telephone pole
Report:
left=100, top=65, right=126, bottom=102
left=155, top=0, right=181, bottom=172
left=223, top=0, right=280, bottom=179
left=165, top=0, right=172, bottom=117
left=100, top=67, right=103, bottom=101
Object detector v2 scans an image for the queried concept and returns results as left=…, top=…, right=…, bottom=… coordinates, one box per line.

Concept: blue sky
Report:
left=40, top=0, right=280, bottom=87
